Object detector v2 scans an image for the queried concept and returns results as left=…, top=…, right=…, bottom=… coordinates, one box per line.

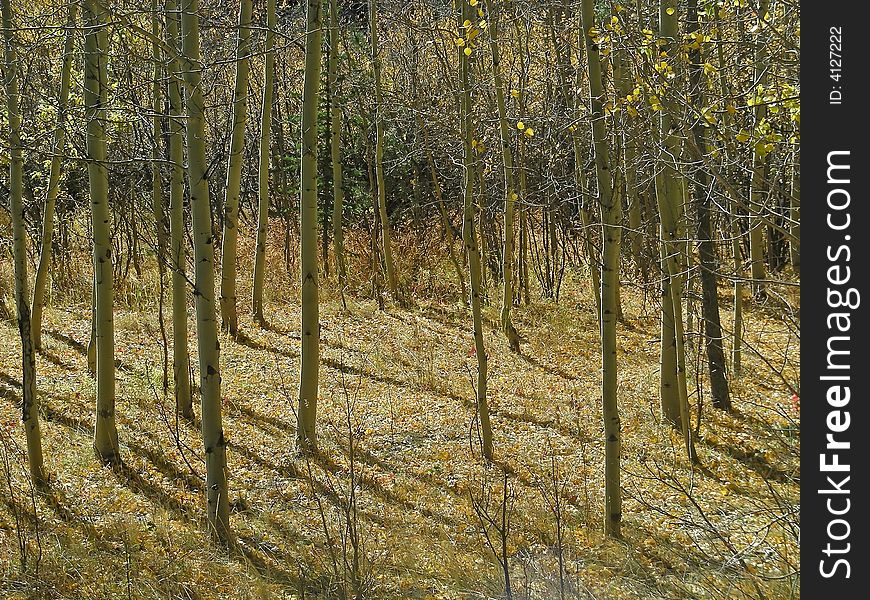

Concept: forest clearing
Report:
left=0, top=0, right=799, bottom=597
left=1, top=232, right=799, bottom=597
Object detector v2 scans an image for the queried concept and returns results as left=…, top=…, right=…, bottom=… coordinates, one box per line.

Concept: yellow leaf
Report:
left=511, top=89, right=520, bottom=98
left=524, top=127, right=534, bottom=137
left=516, top=121, right=524, bottom=130
left=455, top=37, right=465, bottom=46
left=464, top=47, right=472, bottom=56
left=666, top=7, right=675, bottom=15
left=463, top=19, right=472, bottom=28
left=736, top=131, right=750, bottom=143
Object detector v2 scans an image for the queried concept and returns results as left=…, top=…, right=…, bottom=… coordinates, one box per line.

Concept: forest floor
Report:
left=0, top=257, right=800, bottom=599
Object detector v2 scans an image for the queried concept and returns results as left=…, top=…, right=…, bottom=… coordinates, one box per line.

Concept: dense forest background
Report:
left=1, top=0, right=799, bottom=597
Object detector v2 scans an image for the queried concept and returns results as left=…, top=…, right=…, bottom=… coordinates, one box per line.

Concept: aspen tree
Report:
left=457, top=0, right=493, bottom=461
left=655, top=0, right=684, bottom=428
left=297, top=0, right=322, bottom=452
left=150, top=2, right=168, bottom=276
left=656, top=0, right=696, bottom=460
left=748, top=0, right=770, bottom=298
left=328, top=0, right=347, bottom=296
left=370, top=0, right=398, bottom=298
left=712, top=5, right=744, bottom=376
left=165, top=0, right=192, bottom=417
left=252, top=0, right=276, bottom=324
left=483, top=0, right=521, bottom=352
left=219, top=0, right=253, bottom=336
left=84, top=0, right=120, bottom=465
left=151, top=0, right=170, bottom=391
left=3, top=0, right=46, bottom=483
left=686, top=0, right=730, bottom=411
left=580, top=0, right=622, bottom=537
left=179, top=0, right=231, bottom=543
left=31, top=0, right=77, bottom=352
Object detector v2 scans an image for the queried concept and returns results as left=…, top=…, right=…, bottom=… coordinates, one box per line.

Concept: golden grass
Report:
left=0, top=235, right=799, bottom=599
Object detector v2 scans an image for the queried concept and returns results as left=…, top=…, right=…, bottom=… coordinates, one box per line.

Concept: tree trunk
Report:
left=370, top=0, right=398, bottom=298
left=219, top=0, right=253, bottom=336
left=3, top=0, right=46, bottom=484
left=484, top=0, right=520, bottom=352
left=654, top=1, right=696, bottom=461
left=297, top=0, right=323, bottom=453
left=458, top=0, right=493, bottom=461
left=252, top=0, right=275, bottom=324
left=748, top=0, right=771, bottom=298
left=655, top=0, right=683, bottom=429
left=31, top=0, right=77, bottom=352
left=686, top=0, right=730, bottom=411
left=328, top=0, right=347, bottom=297
left=580, top=0, right=622, bottom=537
left=179, top=0, right=231, bottom=544
left=165, top=0, right=192, bottom=418
left=84, top=0, right=120, bottom=466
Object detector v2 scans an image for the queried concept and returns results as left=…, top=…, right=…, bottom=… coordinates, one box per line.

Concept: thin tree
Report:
left=655, top=0, right=696, bottom=461
left=370, top=0, right=398, bottom=299
left=220, top=0, right=254, bottom=336
left=458, top=0, right=494, bottom=461
left=3, top=0, right=46, bottom=483
left=328, top=0, right=347, bottom=297
left=252, top=0, right=276, bottom=324
left=654, top=0, right=685, bottom=430
left=179, top=0, right=231, bottom=543
left=579, top=0, right=622, bottom=537
left=165, top=0, right=192, bottom=418
left=747, top=0, right=771, bottom=297
left=686, top=0, right=730, bottom=411
left=31, top=0, right=77, bottom=352
left=483, top=0, right=521, bottom=352
left=297, top=0, right=323, bottom=452
left=151, top=0, right=170, bottom=391
left=84, top=0, right=120, bottom=465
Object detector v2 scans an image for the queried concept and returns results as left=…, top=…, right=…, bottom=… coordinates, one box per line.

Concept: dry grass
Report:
left=0, top=231, right=799, bottom=599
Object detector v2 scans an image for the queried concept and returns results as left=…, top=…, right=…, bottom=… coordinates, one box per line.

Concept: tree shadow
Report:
left=110, top=460, right=198, bottom=522
left=42, top=329, right=87, bottom=356
left=232, top=330, right=298, bottom=360
left=38, top=349, right=75, bottom=371
left=518, top=350, right=579, bottom=381
left=126, top=443, right=204, bottom=494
